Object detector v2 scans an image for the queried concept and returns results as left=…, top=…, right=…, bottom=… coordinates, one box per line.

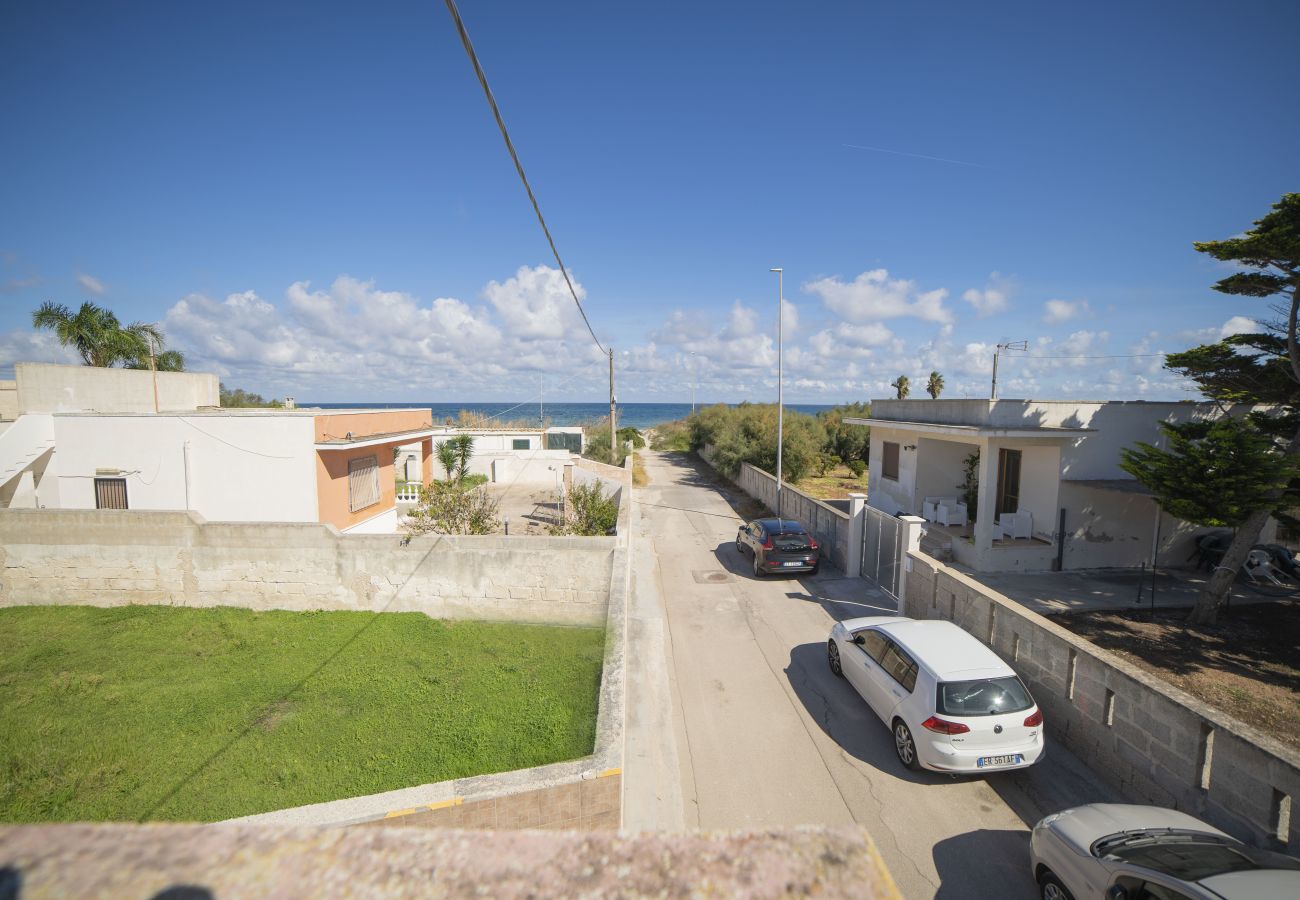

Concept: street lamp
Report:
left=770, top=267, right=784, bottom=522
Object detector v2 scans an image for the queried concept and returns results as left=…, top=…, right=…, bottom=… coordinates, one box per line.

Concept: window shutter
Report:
left=348, top=455, right=381, bottom=512
left=94, top=477, right=129, bottom=510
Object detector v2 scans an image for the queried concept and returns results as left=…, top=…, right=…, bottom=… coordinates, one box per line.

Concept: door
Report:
left=843, top=629, right=892, bottom=719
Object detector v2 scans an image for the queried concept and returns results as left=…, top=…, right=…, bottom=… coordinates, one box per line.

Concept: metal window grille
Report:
left=94, top=477, right=129, bottom=510
left=348, top=455, right=380, bottom=512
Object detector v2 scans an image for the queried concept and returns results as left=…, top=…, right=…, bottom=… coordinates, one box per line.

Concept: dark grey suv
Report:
left=736, top=518, right=820, bottom=577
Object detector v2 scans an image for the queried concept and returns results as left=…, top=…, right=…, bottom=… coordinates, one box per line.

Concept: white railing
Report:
left=395, top=482, right=422, bottom=502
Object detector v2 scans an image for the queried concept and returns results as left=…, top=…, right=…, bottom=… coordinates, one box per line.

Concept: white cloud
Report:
left=1219, top=315, right=1258, bottom=338
left=1043, top=298, right=1090, bottom=325
left=76, top=272, right=106, bottom=295
left=0, top=329, right=80, bottom=364
left=803, top=269, right=953, bottom=326
left=483, top=265, right=584, bottom=340
left=962, top=272, right=1013, bottom=317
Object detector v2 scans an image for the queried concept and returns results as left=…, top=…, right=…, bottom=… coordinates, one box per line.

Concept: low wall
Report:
left=15, top=362, right=219, bottom=414
left=0, top=509, right=614, bottom=626
left=904, top=550, right=1300, bottom=850
left=705, top=457, right=852, bottom=572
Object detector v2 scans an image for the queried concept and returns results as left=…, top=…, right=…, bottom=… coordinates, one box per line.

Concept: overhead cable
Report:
left=442, top=0, right=606, bottom=355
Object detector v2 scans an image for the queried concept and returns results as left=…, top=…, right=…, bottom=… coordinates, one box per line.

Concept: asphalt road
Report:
left=623, top=449, right=1117, bottom=900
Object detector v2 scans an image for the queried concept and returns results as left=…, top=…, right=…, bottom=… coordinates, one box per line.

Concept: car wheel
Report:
left=893, top=719, right=922, bottom=771
left=809, top=563, right=820, bottom=576
left=752, top=554, right=764, bottom=577
left=1038, top=872, right=1074, bottom=900
left=736, top=536, right=744, bottom=554
left=827, top=640, right=843, bottom=677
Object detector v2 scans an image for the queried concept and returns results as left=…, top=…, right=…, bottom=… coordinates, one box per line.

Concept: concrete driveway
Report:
left=624, top=449, right=1117, bottom=900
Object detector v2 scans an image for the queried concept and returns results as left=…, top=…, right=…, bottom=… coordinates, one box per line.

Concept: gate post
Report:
left=897, top=515, right=926, bottom=607
left=846, top=493, right=867, bottom=577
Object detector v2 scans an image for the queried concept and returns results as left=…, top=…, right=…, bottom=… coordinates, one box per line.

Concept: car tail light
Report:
left=762, top=537, right=773, bottom=550
left=921, top=716, right=970, bottom=735
left=808, top=537, right=819, bottom=550
left=1024, top=709, right=1043, bottom=727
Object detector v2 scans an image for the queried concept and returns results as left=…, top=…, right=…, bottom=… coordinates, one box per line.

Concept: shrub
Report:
left=816, top=453, right=841, bottom=477
left=689, top=403, right=826, bottom=483
left=846, top=459, right=866, bottom=478
left=406, top=482, right=500, bottom=535
left=554, top=481, right=619, bottom=536
left=651, top=419, right=692, bottom=451
left=618, top=426, right=645, bottom=449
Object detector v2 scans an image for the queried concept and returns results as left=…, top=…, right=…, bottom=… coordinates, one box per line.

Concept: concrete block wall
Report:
left=905, top=550, right=1300, bottom=851
left=0, top=509, right=614, bottom=626
left=733, top=462, right=851, bottom=572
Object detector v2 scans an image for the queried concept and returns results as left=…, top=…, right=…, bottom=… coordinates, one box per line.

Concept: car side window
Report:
left=751, top=524, right=763, bottom=540
left=880, top=642, right=919, bottom=693
left=853, top=629, right=889, bottom=663
left=1113, top=876, right=1193, bottom=900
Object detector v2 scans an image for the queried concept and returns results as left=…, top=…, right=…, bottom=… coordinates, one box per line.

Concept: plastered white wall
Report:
left=50, top=414, right=318, bottom=522
left=16, top=363, right=219, bottom=414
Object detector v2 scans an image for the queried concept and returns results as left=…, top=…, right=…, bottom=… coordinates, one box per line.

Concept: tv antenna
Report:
left=991, top=340, right=1028, bottom=400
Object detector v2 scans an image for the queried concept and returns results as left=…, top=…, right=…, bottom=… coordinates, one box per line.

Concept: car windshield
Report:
left=935, top=676, right=1032, bottom=717
left=1094, top=831, right=1300, bottom=881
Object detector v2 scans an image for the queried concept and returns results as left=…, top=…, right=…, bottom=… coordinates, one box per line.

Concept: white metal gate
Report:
left=861, top=506, right=903, bottom=598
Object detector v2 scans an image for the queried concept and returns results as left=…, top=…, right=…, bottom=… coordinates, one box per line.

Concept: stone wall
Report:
left=720, top=459, right=852, bottom=573
left=0, top=509, right=614, bottom=626
left=904, top=550, right=1300, bottom=850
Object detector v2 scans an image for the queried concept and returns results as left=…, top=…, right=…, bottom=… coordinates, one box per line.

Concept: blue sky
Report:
left=1, top=0, right=1296, bottom=403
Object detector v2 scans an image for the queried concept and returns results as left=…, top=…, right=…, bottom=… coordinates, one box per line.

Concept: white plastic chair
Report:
left=936, top=501, right=967, bottom=526
left=996, top=510, right=1032, bottom=540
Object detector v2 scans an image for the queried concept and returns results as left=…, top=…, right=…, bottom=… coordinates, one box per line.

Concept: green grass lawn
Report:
left=0, top=605, right=604, bottom=823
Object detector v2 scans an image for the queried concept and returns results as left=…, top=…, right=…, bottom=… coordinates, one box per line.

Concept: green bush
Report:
left=846, top=459, right=866, bottom=478
left=689, top=403, right=827, bottom=483
left=651, top=419, right=692, bottom=451
left=555, top=481, right=619, bottom=536
left=618, top=426, right=645, bottom=449
left=407, top=482, right=500, bottom=535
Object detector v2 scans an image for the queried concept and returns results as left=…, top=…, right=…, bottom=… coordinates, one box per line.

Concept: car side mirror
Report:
left=852, top=634, right=866, bottom=646
left=1106, top=887, right=1128, bottom=900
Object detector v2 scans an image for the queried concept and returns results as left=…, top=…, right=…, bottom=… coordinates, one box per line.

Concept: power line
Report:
left=442, top=0, right=605, bottom=355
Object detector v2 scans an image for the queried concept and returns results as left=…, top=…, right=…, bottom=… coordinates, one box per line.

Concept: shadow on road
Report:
left=783, top=641, right=943, bottom=784
left=932, top=829, right=1034, bottom=900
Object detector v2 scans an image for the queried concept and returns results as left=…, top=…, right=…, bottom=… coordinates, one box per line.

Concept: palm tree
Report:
left=926, top=371, right=944, bottom=399
left=32, top=302, right=180, bottom=370
left=436, top=441, right=458, bottom=482
left=450, top=434, right=476, bottom=482
left=891, top=375, right=911, bottom=400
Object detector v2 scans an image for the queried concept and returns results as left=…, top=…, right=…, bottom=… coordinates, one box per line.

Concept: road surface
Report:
left=623, top=449, right=1116, bottom=899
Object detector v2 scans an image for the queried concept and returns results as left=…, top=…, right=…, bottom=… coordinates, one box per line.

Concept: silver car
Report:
left=1030, top=803, right=1300, bottom=900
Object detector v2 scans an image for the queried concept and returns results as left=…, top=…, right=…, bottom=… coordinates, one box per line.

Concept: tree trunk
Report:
left=1188, top=414, right=1300, bottom=626
left=1187, top=507, right=1272, bottom=625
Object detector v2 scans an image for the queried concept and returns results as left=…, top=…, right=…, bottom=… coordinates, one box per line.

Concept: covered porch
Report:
left=859, top=415, right=1091, bottom=573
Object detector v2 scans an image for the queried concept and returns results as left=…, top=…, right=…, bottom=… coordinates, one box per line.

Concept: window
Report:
left=880, top=642, right=919, bottom=693
left=853, top=629, right=889, bottom=663
left=347, top=455, right=380, bottom=512
left=512, top=438, right=531, bottom=450
left=936, top=676, right=1033, bottom=717
left=882, top=442, right=900, bottom=480
left=995, top=448, right=1021, bottom=515
left=94, top=477, right=128, bottom=510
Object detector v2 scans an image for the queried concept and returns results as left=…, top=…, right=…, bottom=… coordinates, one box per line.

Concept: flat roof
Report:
left=847, top=417, right=1091, bottom=439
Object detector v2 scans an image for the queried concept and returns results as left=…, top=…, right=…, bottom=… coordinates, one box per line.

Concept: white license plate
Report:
left=977, top=754, right=1023, bottom=768
left=782, top=561, right=805, bottom=567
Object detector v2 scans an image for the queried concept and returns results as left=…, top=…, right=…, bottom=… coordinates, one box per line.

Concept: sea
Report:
left=307, top=401, right=837, bottom=431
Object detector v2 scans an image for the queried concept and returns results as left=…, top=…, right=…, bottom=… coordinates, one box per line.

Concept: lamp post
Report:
left=770, top=267, right=784, bottom=522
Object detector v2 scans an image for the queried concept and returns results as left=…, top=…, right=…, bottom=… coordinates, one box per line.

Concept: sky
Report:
left=1, top=0, right=1296, bottom=404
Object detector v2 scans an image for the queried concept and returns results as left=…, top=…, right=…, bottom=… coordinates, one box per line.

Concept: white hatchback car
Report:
left=827, top=615, right=1045, bottom=773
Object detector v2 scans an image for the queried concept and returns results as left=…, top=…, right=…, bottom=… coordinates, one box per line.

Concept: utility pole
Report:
left=609, top=348, right=617, bottom=466
left=148, top=335, right=160, bottom=414
left=991, top=340, right=1028, bottom=400
left=689, top=351, right=697, bottom=414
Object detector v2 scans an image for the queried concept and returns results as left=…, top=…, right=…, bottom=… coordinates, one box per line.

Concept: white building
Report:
left=851, top=399, right=1273, bottom=573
